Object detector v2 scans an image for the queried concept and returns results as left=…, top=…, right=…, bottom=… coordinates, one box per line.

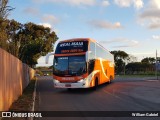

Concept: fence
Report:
left=0, top=48, right=35, bottom=111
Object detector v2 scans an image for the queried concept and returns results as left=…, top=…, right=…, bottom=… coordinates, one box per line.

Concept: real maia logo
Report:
left=60, top=42, right=83, bottom=47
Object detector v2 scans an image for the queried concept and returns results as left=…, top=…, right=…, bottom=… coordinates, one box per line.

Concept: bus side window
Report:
left=89, top=42, right=95, bottom=59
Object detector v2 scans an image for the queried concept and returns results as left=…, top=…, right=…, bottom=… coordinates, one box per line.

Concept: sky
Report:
left=8, top=0, right=160, bottom=66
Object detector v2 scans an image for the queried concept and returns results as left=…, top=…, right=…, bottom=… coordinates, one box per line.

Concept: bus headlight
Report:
left=54, top=79, right=60, bottom=83
left=78, top=78, right=87, bottom=83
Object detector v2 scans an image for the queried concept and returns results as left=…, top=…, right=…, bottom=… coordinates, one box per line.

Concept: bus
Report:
left=46, top=38, right=115, bottom=89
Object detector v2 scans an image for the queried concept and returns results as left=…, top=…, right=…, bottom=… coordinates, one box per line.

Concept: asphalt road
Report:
left=35, top=76, right=160, bottom=120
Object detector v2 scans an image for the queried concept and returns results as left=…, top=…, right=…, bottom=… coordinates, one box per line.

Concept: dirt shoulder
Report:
left=2, top=78, right=37, bottom=120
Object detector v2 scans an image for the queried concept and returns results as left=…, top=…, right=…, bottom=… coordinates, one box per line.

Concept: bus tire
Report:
left=109, top=76, right=113, bottom=83
left=94, top=78, right=98, bottom=90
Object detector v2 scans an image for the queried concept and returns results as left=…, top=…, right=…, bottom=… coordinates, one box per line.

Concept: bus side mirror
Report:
left=86, top=51, right=92, bottom=62
left=45, top=53, right=54, bottom=64
left=88, top=51, right=92, bottom=54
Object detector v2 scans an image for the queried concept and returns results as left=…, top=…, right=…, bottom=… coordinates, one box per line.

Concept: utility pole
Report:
left=124, top=62, right=125, bottom=75
left=156, top=50, right=158, bottom=80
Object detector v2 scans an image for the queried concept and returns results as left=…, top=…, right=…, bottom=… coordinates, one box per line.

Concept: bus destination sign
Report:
left=60, top=42, right=83, bottom=47
left=55, top=41, right=88, bottom=54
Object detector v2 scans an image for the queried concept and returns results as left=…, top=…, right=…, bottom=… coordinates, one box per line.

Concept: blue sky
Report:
left=8, top=0, right=160, bottom=66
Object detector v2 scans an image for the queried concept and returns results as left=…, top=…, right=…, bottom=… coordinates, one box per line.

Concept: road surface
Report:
left=35, top=76, right=160, bottom=120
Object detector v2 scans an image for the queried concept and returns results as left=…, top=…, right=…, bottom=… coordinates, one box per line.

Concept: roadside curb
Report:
left=29, top=77, right=38, bottom=120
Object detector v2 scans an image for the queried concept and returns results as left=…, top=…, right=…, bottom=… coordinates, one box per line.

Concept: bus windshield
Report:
left=53, top=56, right=86, bottom=76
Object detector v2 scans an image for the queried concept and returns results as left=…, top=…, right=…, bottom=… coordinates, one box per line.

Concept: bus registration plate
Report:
left=65, top=84, right=71, bottom=87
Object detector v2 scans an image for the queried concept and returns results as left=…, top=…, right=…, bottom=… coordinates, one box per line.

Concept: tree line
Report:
left=1, top=0, right=159, bottom=72
left=111, top=50, right=160, bottom=75
left=0, top=0, right=58, bottom=67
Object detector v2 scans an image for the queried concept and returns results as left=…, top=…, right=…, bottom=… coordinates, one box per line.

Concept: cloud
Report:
left=101, top=0, right=110, bottom=7
left=33, top=0, right=96, bottom=6
left=23, top=7, right=60, bottom=27
left=133, top=52, right=153, bottom=55
left=138, top=0, right=160, bottom=29
left=42, top=14, right=59, bottom=25
left=134, top=0, right=144, bottom=9
left=39, top=23, right=52, bottom=28
left=113, top=40, right=139, bottom=48
left=32, top=0, right=144, bottom=9
left=149, top=22, right=160, bottom=29
left=23, top=7, right=59, bottom=26
left=88, top=20, right=123, bottom=29
left=114, top=0, right=144, bottom=9
left=114, top=0, right=132, bottom=7
left=139, top=9, right=160, bottom=19
left=23, top=7, right=39, bottom=15
left=152, top=35, right=160, bottom=40
left=100, top=38, right=139, bottom=48
left=149, top=0, right=160, bottom=9
left=33, top=0, right=110, bottom=8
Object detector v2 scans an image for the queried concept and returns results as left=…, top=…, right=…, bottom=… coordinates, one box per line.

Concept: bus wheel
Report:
left=94, top=78, right=98, bottom=90
left=109, top=76, right=113, bottom=83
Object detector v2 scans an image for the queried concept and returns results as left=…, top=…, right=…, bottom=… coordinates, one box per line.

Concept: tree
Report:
left=17, top=22, right=58, bottom=67
left=141, top=57, right=156, bottom=64
left=0, top=0, right=14, bottom=19
left=128, top=54, right=137, bottom=63
left=157, top=57, right=160, bottom=63
left=6, top=19, right=22, bottom=56
left=0, top=18, right=8, bottom=49
left=111, top=50, right=129, bottom=74
left=0, top=1, right=58, bottom=67
left=0, top=19, right=22, bottom=56
left=126, top=62, right=154, bottom=74
left=126, top=62, right=141, bottom=74
left=0, top=19, right=58, bottom=67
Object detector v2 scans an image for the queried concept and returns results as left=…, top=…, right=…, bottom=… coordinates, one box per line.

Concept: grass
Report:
left=115, top=74, right=160, bottom=79
left=2, top=78, right=36, bottom=120
left=115, top=74, right=159, bottom=78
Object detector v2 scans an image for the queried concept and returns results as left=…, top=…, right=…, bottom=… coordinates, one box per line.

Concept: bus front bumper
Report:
left=53, top=79, right=90, bottom=88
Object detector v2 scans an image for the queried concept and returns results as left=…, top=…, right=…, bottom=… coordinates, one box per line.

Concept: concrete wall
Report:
left=0, top=48, right=35, bottom=111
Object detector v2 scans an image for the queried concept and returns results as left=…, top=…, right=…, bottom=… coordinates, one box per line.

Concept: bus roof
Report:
left=59, top=38, right=96, bottom=43
left=59, top=38, right=112, bottom=55
left=59, top=38, right=113, bottom=52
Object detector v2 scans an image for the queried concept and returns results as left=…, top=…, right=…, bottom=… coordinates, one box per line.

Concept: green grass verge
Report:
left=115, top=74, right=157, bottom=78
